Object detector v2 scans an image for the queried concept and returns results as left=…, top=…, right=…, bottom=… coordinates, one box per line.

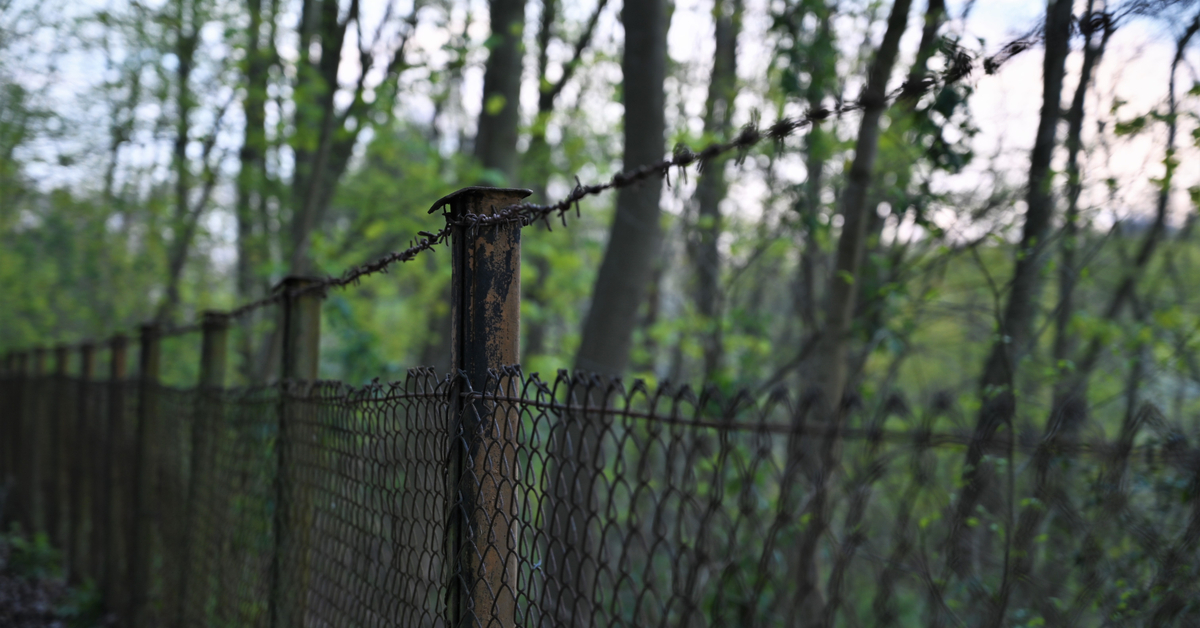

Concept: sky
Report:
left=6, top=0, right=1199, bottom=237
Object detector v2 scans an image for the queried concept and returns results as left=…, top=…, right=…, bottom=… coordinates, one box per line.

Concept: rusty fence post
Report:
left=177, top=311, right=229, bottom=628
left=68, top=343, right=95, bottom=583
left=4, top=351, right=29, bottom=529
left=47, top=345, right=68, bottom=548
left=130, top=324, right=161, bottom=628
left=269, top=277, right=322, bottom=628
left=28, top=347, right=47, bottom=534
left=102, top=334, right=128, bottom=616
left=435, top=186, right=529, bottom=628
left=0, top=352, right=8, bottom=515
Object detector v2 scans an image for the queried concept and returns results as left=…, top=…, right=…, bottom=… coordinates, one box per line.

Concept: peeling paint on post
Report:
left=270, top=277, right=322, bottom=628
left=435, top=186, right=530, bottom=628
left=130, top=324, right=161, bottom=628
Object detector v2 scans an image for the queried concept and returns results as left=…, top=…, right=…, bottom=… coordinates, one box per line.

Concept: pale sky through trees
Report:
left=13, top=0, right=1197, bottom=231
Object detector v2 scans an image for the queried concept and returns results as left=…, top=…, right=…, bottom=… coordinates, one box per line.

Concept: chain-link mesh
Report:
left=2, top=369, right=1199, bottom=627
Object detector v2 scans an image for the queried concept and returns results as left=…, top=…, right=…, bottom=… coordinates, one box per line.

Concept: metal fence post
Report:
left=270, top=276, right=322, bottom=628
left=68, top=343, right=95, bottom=583
left=102, top=334, right=128, bottom=617
left=0, top=352, right=10, bottom=513
left=130, top=324, right=161, bottom=628
left=47, top=345, right=68, bottom=548
left=177, top=311, right=228, bottom=628
left=4, top=351, right=28, bottom=529
left=436, top=186, right=529, bottom=628
left=28, top=347, right=47, bottom=534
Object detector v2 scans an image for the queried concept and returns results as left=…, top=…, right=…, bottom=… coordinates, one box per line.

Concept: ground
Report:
left=0, top=533, right=110, bottom=628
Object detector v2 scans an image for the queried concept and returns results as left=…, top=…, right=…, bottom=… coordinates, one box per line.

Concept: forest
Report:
left=3, top=0, right=1200, bottom=625
left=0, top=0, right=1197, bottom=410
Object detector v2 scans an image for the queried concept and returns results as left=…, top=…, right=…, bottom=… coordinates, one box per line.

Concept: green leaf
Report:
left=485, top=94, right=508, bottom=116
left=1114, top=116, right=1147, bottom=136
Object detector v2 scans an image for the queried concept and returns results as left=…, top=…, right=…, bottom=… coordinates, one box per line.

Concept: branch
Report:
left=538, top=0, right=609, bottom=112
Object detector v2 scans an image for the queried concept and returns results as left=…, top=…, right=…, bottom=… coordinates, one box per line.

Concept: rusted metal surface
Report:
left=2, top=352, right=28, bottom=530
left=276, top=276, right=322, bottom=382
left=446, top=186, right=529, bottom=628
left=198, top=312, right=230, bottom=389
left=271, top=277, right=323, bottom=628
left=66, top=343, right=94, bottom=583
left=177, top=312, right=229, bottom=626
left=101, top=334, right=127, bottom=607
left=129, top=324, right=160, bottom=628
left=46, top=346, right=68, bottom=549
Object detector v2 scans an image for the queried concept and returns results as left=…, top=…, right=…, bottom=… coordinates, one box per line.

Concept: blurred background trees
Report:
left=1, top=0, right=1199, bottom=437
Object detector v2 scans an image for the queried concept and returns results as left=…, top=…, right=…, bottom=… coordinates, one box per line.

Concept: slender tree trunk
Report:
left=544, top=1, right=668, bottom=624
left=851, top=0, right=945, bottom=361
left=524, top=0, right=560, bottom=360
left=810, top=0, right=913, bottom=413
left=792, top=1, right=835, bottom=335
left=235, top=0, right=272, bottom=382
left=474, top=0, right=526, bottom=182
left=156, top=1, right=199, bottom=323
left=524, top=0, right=607, bottom=359
left=692, top=0, right=742, bottom=381
left=573, top=0, right=668, bottom=377
left=1048, top=3, right=1110, bottom=433
left=946, top=0, right=1074, bottom=584
left=788, top=0, right=915, bottom=623
left=1047, top=10, right=1195, bottom=420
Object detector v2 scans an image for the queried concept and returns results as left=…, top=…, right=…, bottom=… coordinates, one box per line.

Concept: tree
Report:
left=474, top=0, right=526, bottom=183
left=285, top=0, right=419, bottom=275
left=573, top=0, right=669, bottom=377
left=946, top=0, right=1075, bottom=594
left=544, top=0, right=669, bottom=622
left=690, top=0, right=743, bottom=381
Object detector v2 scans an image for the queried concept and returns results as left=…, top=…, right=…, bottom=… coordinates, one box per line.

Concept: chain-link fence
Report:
left=2, top=160, right=1199, bottom=628
left=3, top=365, right=1199, bottom=627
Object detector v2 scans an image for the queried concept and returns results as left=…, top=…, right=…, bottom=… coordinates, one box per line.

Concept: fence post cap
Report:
left=271, top=275, right=324, bottom=293
left=201, top=310, right=231, bottom=327
left=428, top=186, right=532, bottom=215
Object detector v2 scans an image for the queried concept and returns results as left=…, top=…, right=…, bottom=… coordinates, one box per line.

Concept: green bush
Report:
left=3, top=525, right=62, bottom=581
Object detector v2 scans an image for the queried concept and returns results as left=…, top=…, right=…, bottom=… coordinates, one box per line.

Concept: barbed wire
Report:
left=253, top=25, right=1051, bottom=315
left=8, top=14, right=1115, bottom=348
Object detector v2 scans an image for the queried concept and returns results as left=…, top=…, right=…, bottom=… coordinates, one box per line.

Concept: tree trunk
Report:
left=788, top=0, right=915, bottom=623
left=524, top=0, right=607, bottom=359
left=692, top=0, right=742, bottom=381
left=474, top=0, right=527, bottom=182
left=811, top=0, right=913, bottom=415
left=235, top=0, right=272, bottom=383
left=156, top=0, right=199, bottom=324
left=791, top=1, right=836, bottom=335
left=544, top=1, right=669, bottom=623
left=1048, top=3, right=1111, bottom=436
left=946, top=0, right=1074, bottom=585
left=573, top=0, right=668, bottom=377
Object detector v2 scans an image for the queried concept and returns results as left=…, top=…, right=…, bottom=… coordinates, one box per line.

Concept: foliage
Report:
left=3, top=525, right=61, bottom=581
